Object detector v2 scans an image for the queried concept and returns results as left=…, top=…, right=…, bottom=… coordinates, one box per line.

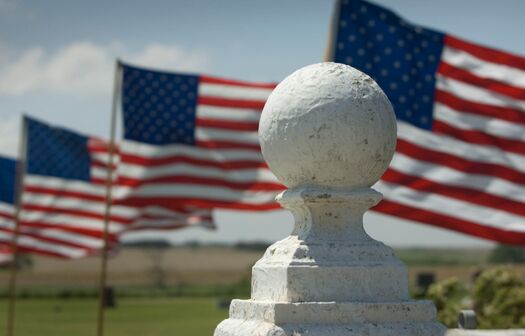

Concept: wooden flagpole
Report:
left=5, top=115, right=28, bottom=336
left=323, top=0, right=342, bottom=62
left=96, top=59, right=122, bottom=336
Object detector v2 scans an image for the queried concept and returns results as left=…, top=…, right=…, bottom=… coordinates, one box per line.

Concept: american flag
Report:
left=1, top=117, right=214, bottom=259
left=116, top=63, right=284, bottom=213
left=0, top=156, right=18, bottom=257
left=5, top=117, right=133, bottom=258
left=332, top=0, right=525, bottom=244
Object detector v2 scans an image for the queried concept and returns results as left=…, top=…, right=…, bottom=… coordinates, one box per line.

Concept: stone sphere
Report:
left=259, top=62, right=397, bottom=189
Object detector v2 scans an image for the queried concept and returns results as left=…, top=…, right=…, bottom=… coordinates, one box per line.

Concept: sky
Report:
left=1, top=0, right=524, bottom=247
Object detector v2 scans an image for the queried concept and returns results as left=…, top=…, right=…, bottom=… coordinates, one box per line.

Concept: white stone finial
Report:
left=259, top=62, right=397, bottom=189
left=214, top=62, right=446, bottom=336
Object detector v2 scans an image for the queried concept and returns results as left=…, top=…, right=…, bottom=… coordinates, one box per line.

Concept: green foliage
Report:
left=426, top=267, right=525, bottom=328
left=488, top=244, right=525, bottom=264
left=426, top=277, right=467, bottom=327
left=472, top=267, right=525, bottom=328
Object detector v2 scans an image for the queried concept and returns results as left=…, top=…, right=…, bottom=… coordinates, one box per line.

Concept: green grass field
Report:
left=0, top=297, right=228, bottom=336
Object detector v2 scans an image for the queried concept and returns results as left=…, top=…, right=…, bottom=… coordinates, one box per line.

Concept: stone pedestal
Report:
left=214, top=62, right=446, bottom=336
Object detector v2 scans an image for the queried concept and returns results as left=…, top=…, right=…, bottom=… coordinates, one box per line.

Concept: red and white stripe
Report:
left=0, top=244, right=13, bottom=265
left=374, top=35, right=525, bottom=245
left=0, top=138, right=215, bottom=259
left=4, top=139, right=133, bottom=258
left=116, top=76, right=284, bottom=211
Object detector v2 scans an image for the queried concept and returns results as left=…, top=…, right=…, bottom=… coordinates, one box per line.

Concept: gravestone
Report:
left=214, top=62, right=446, bottom=335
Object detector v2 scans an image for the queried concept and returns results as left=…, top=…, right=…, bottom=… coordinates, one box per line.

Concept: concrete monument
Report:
left=214, top=62, right=446, bottom=335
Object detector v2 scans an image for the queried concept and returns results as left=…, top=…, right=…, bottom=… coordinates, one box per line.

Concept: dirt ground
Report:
left=2, top=247, right=524, bottom=288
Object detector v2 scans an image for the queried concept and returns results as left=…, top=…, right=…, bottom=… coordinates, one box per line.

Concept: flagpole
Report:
left=96, top=59, right=122, bottom=336
left=6, top=115, right=28, bottom=336
left=323, top=0, right=342, bottom=62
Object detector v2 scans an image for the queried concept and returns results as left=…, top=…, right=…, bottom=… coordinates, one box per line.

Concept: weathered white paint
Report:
left=214, top=62, right=446, bottom=336
left=447, top=331, right=525, bottom=336
left=258, top=62, right=397, bottom=189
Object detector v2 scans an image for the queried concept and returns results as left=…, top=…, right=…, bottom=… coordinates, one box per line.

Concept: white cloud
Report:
left=0, top=113, right=21, bottom=157
left=0, top=41, right=211, bottom=95
left=128, top=43, right=210, bottom=73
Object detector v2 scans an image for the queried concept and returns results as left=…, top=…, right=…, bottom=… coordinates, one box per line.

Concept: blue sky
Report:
left=1, top=0, right=524, bottom=247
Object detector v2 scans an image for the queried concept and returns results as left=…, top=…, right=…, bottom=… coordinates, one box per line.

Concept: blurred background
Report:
left=1, top=0, right=525, bottom=335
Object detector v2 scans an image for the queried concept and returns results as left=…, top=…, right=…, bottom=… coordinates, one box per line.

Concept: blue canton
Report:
left=121, top=64, right=199, bottom=145
left=0, top=156, right=16, bottom=204
left=26, top=117, right=91, bottom=181
left=334, top=0, right=444, bottom=130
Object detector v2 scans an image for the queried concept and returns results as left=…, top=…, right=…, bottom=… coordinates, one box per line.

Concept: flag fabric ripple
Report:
left=117, top=63, right=284, bottom=212
left=332, top=0, right=525, bottom=245
left=0, top=117, right=215, bottom=259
